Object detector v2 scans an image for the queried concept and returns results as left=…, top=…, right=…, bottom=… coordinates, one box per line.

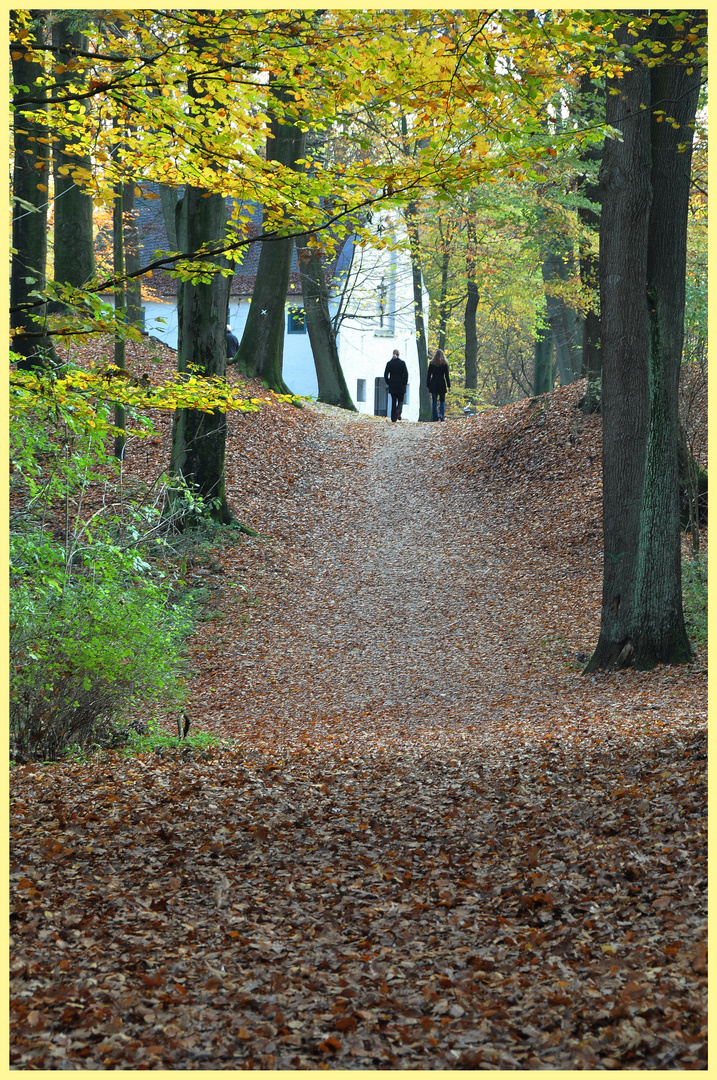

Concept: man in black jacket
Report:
left=384, top=349, right=409, bottom=422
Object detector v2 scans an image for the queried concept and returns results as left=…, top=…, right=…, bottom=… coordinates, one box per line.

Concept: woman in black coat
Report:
left=426, top=348, right=450, bottom=421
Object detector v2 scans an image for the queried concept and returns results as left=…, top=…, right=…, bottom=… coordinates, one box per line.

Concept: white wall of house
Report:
left=331, top=239, right=425, bottom=422
left=138, top=231, right=428, bottom=420
left=140, top=296, right=319, bottom=396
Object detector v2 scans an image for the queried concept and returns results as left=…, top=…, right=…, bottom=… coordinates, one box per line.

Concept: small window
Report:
left=287, top=307, right=306, bottom=334
left=403, top=383, right=410, bottom=405
left=374, top=268, right=396, bottom=337
left=356, top=378, right=366, bottom=403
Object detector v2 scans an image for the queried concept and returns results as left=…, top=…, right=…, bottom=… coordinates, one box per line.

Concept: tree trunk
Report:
left=11, top=13, right=58, bottom=369
left=122, top=181, right=143, bottom=328
left=585, top=38, right=652, bottom=672
left=464, top=221, right=479, bottom=391
left=436, top=218, right=454, bottom=352
left=51, top=19, right=95, bottom=298
left=113, top=182, right=127, bottom=460
left=533, top=317, right=553, bottom=396
left=233, top=85, right=306, bottom=392
left=295, top=242, right=356, bottom=409
left=577, top=73, right=603, bottom=412
left=406, top=202, right=431, bottom=420
left=586, top=15, right=700, bottom=671
left=158, top=183, right=179, bottom=252
left=629, top=21, right=701, bottom=668
left=541, top=247, right=583, bottom=384
left=169, top=188, right=232, bottom=524
left=678, top=421, right=707, bottom=549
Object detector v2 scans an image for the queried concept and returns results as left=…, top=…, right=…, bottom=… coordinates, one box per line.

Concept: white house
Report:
left=135, top=194, right=428, bottom=420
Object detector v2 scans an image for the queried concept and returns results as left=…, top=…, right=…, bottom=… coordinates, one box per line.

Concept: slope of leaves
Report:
left=10, top=360, right=707, bottom=1070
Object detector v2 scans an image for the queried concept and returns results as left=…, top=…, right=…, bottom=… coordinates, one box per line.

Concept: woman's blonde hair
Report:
left=430, top=348, right=446, bottom=365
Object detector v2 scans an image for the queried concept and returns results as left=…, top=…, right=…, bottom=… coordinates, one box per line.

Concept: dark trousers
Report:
left=389, top=389, right=405, bottom=422
left=431, top=392, right=446, bottom=420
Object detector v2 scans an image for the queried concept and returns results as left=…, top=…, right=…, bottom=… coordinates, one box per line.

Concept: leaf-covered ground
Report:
left=10, top=353, right=707, bottom=1069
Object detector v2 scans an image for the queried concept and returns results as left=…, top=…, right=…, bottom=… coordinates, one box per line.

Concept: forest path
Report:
left=10, top=389, right=706, bottom=1070
left=227, top=413, right=516, bottom=752
left=201, top=400, right=700, bottom=756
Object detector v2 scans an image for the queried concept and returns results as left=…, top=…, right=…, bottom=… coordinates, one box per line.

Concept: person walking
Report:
left=427, top=348, right=450, bottom=421
left=226, top=323, right=239, bottom=362
left=384, top=348, right=409, bottom=422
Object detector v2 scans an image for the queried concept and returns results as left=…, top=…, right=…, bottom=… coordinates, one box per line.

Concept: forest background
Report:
left=8, top=9, right=708, bottom=1069
left=9, top=7, right=707, bottom=757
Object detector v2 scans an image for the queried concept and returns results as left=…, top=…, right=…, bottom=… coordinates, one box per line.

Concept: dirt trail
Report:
left=222, top=415, right=518, bottom=751
left=10, top=397, right=707, bottom=1070
left=213, top=405, right=703, bottom=756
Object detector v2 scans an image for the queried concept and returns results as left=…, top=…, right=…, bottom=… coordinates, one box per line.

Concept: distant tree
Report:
left=121, top=180, right=143, bottom=329
left=463, top=217, right=479, bottom=392
left=233, top=81, right=307, bottom=393
left=295, top=240, right=356, bottom=410
left=576, top=72, right=603, bottom=412
left=532, top=316, right=553, bottom=396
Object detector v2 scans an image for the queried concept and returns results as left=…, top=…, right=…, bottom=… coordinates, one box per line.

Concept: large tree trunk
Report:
left=464, top=220, right=479, bottom=391
left=629, top=20, right=701, bottom=668
left=11, top=13, right=58, bottom=369
left=169, top=188, right=232, bottom=524
left=51, top=19, right=95, bottom=298
left=585, top=38, right=652, bottom=671
left=405, top=201, right=431, bottom=420
left=233, top=85, right=306, bottom=392
left=295, top=241, right=356, bottom=410
left=586, top=16, right=700, bottom=671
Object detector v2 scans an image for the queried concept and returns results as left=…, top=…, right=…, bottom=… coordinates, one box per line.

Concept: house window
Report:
left=374, top=377, right=389, bottom=416
left=356, top=378, right=366, bottom=403
left=403, top=383, right=410, bottom=405
left=287, top=307, right=306, bottom=334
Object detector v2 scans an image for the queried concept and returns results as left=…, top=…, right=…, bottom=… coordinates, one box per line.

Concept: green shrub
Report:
left=10, top=527, right=193, bottom=763
left=9, top=525, right=200, bottom=763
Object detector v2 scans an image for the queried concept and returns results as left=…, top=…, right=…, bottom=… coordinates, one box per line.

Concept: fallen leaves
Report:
left=10, top=732, right=707, bottom=1069
left=9, top=352, right=707, bottom=1069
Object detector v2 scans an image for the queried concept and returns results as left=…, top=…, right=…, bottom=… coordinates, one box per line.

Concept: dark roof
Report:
left=134, top=183, right=344, bottom=300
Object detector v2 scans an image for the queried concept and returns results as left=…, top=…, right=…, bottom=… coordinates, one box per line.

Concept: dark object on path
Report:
left=384, top=349, right=409, bottom=422
left=226, top=326, right=239, bottom=362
